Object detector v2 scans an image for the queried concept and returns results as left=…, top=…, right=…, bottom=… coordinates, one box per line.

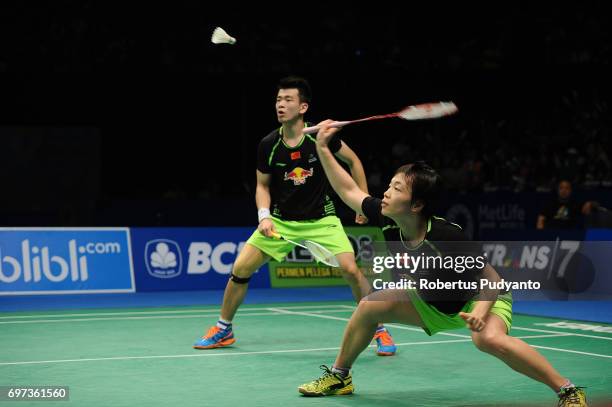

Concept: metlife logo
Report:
left=131, top=228, right=270, bottom=291
left=0, top=228, right=134, bottom=295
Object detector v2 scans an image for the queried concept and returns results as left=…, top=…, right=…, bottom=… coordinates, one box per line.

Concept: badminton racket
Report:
left=271, top=232, right=339, bottom=267
left=302, top=101, right=458, bottom=134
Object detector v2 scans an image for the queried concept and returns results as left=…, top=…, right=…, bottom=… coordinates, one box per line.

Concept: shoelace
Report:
left=313, top=365, right=338, bottom=385
left=204, top=326, right=228, bottom=340
left=376, top=330, right=394, bottom=346
left=557, top=387, right=586, bottom=406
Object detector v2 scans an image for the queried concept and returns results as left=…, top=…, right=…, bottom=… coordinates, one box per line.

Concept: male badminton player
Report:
left=193, top=77, right=396, bottom=355
left=297, top=120, right=587, bottom=407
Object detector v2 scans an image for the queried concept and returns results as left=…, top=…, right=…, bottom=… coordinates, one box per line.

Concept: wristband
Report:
left=258, top=208, right=271, bottom=223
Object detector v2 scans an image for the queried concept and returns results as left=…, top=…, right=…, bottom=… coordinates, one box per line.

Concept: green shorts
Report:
left=408, top=290, right=513, bottom=336
left=246, top=215, right=354, bottom=262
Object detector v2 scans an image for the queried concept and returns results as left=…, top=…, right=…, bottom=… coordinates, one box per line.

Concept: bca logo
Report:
left=145, top=239, right=182, bottom=279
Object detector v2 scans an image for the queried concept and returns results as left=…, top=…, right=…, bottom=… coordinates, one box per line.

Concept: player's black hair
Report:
left=395, top=161, right=441, bottom=219
left=278, top=76, right=312, bottom=104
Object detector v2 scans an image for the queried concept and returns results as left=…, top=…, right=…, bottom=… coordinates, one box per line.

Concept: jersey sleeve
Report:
left=257, top=138, right=273, bottom=173
left=361, top=196, right=385, bottom=227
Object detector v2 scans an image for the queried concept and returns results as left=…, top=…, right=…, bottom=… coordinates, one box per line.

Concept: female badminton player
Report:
left=297, top=120, right=587, bottom=407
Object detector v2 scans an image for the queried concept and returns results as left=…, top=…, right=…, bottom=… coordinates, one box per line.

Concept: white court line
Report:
left=306, top=309, right=612, bottom=341
left=3, top=303, right=611, bottom=343
left=267, top=307, right=471, bottom=339
left=1, top=308, right=610, bottom=366
left=0, top=339, right=473, bottom=366
left=331, top=305, right=612, bottom=342
left=270, top=308, right=612, bottom=360
left=0, top=309, right=354, bottom=325
left=2, top=335, right=610, bottom=366
left=511, top=326, right=612, bottom=341
left=0, top=308, right=570, bottom=340
left=531, top=345, right=612, bottom=359
left=0, top=304, right=352, bottom=320
left=515, top=334, right=573, bottom=339
left=0, top=312, right=283, bottom=324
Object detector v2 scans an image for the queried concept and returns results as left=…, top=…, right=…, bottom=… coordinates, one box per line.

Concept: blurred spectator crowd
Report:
left=1, top=2, right=610, bottom=226
left=366, top=89, right=611, bottom=197
left=1, top=3, right=610, bottom=74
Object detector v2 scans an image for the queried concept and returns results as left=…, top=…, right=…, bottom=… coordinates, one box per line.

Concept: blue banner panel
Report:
left=0, top=228, right=134, bottom=295
left=130, top=228, right=269, bottom=291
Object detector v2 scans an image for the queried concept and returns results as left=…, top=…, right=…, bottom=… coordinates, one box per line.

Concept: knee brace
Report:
left=230, top=273, right=251, bottom=284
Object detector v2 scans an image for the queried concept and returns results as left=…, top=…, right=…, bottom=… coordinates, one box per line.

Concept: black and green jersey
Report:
left=257, top=125, right=342, bottom=221
left=362, top=196, right=485, bottom=314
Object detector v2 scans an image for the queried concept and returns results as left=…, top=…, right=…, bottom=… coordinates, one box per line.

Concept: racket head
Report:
left=302, top=240, right=339, bottom=267
left=398, top=102, right=458, bottom=120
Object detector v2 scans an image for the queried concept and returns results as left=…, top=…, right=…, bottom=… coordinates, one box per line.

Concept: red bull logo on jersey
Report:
left=284, top=167, right=314, bottom=185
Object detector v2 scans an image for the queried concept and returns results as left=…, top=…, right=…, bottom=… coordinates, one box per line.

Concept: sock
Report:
left=376, top=326, right=386, bottom=334
left=216, top=318, right=232, bottom=330
left=331, top=366, right=350, bottom=378
left=557, top=379, right=575, bottom=395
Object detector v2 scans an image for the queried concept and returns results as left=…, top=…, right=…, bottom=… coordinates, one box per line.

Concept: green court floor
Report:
left=1, top=302, right=611, bottom=406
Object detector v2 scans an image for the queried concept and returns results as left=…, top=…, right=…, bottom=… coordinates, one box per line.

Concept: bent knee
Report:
left=340, top=264, right=362, bottom=279
left=356, top=297, right=379, bottom=313
left=473, top=334, right=509, bottom=356
left=231, top=260, right=256, bottom=279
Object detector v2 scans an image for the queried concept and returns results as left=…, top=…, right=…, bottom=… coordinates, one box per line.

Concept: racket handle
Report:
left=270, top=232, right=282, bottom=240
left=302, top=121, right=351, bottom=134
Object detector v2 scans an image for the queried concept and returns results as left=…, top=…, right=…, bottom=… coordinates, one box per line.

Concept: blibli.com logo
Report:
left=0, top=239, right=120, bottom=283
left=0, top=229, right=133, bottom=294
left=145, top=239, right=182, bottom=279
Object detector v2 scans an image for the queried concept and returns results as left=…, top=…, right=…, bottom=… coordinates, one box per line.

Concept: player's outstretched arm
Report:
left=334, top=141, right=369, bottom=224
left=334, top=141, right=368, bottom=197
left=315, top=120, right=369, bottom=214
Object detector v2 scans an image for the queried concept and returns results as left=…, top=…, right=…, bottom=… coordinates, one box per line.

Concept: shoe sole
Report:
left=298, top=385, right=354, bottom=397
left=377, top=351, right=396, bottom=356
left=193, top=337, right=236, bottom=349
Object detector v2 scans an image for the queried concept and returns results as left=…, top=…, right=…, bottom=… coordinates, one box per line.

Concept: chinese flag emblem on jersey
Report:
left=291, top=151, right=301, bottom=160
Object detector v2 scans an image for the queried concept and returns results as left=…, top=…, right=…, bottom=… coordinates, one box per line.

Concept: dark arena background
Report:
left=1, top=3, right=611, bottom=406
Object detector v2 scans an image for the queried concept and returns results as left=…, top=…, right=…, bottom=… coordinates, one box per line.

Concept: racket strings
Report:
left=304, top=241, right=339, bottom=267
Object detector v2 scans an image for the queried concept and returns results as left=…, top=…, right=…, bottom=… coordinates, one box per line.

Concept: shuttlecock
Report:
left=211, top=27, right=236, bottom=45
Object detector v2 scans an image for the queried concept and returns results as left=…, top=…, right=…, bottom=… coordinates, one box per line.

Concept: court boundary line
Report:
left=3, top=305, right=611, bottom=342
left=516, top=334, right=573, bottom=339
left=2, top=307, right=611, bottom=367
left=0, top=311, right=573, bottom=340
left=269, top=308, right=612, bottom=360
left=0, top=309, right=354, bottom=325
left=336, top=305, right=612, bottom=341
left=510, top=326, right=612, bottom=341
left=268, top=307, right=471, bottom=339
left=0, top=339, right=474, bottom=366
left=0, top=304, right=354, bottom=319
left=530, top=345, right=612, bottom=359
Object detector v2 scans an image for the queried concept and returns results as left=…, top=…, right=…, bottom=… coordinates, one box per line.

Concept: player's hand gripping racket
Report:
left=302, top=101, right=458, bottom=134
left=271, top=232, right=339, bottom=267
